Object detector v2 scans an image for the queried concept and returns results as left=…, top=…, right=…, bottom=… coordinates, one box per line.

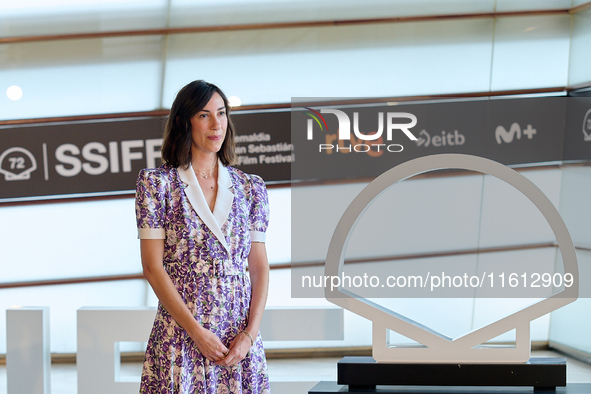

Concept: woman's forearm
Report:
left=141, top=239, right=203, bottom=338
left=141, top=239, right=229, bottom=361
left=245, top=241, right=270, bottom=337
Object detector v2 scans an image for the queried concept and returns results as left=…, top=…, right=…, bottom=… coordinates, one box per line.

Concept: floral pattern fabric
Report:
left=135, top=163, right=271, bottom=394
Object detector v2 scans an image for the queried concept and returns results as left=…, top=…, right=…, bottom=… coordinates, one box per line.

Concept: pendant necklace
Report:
left=196, top=160, right=217, bottom=179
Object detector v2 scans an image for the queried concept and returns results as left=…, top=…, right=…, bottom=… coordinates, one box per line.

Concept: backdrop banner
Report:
left=0, top=111, right=292, bottom=202
left=1, top=97, right=590, bottom=202
left=291, top=96, right=591, bottom=183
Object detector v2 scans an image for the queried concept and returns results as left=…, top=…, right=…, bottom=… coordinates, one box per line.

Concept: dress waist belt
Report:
left=165, top=258, right=246, bottom=278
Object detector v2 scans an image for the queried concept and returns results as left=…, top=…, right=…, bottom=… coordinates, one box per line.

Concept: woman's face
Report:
left=190, top=92, right=228, bottom=157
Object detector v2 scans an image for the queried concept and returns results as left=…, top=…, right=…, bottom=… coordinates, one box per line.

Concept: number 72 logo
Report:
left=0, top=147, right=38, bottom=181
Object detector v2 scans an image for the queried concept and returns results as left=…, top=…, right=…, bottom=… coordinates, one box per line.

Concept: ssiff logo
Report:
left=583, top=109, right=591, bottom=142
left=304, top=107, right=418, bottom=155
left=0, top=147, right=37, bottom=181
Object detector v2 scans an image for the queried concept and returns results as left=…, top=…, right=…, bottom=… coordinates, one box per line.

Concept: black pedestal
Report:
left=309, top=382, right=591, bottom=393
left=334, top=356, right=566, bottom=391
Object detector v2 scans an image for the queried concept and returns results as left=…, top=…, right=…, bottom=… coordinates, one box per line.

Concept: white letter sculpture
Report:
left=325, top=154, right=578, bottom=363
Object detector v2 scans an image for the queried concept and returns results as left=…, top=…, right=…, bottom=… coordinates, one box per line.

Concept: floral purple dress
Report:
left=135, top=161, right=271, bottom=394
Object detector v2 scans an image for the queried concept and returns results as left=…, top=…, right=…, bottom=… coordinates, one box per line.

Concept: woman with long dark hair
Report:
left=135, top=80, right=271, bottom=393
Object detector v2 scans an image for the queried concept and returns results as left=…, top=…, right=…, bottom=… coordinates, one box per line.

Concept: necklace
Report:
left=195, top=160, right=217, bottom=179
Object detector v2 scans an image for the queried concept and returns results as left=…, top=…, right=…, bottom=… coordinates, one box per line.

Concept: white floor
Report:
left=1, top=351, right=590, bottom=394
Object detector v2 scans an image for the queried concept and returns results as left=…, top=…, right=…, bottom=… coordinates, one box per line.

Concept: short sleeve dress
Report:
left=135, top=160, right=271, bottom=394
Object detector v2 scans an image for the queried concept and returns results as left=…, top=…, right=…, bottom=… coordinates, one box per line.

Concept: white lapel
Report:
left=212, top=160, right=234, bottom=230
left=177, top=160, right=234, bottom=257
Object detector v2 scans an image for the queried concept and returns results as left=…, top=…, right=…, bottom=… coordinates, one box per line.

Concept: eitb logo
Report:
left=304, top=107, right=418, bottom=154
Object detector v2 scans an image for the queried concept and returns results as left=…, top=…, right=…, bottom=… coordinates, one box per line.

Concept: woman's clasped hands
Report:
left=192, top=325, right=251, bottom=366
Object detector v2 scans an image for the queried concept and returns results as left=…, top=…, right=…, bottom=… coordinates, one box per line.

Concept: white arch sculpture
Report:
left=325, top=154, right=578, bottom=363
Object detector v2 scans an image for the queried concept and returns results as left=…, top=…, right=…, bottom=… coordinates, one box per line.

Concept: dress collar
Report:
left=177, top=160, right=234, bottom=257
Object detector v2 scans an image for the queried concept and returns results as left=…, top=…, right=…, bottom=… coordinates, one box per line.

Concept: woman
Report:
left=135, top=80, right=271, bottom=393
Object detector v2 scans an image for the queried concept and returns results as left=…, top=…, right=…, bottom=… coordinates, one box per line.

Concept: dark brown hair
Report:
left=161, top=80, right=236, bottom=168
